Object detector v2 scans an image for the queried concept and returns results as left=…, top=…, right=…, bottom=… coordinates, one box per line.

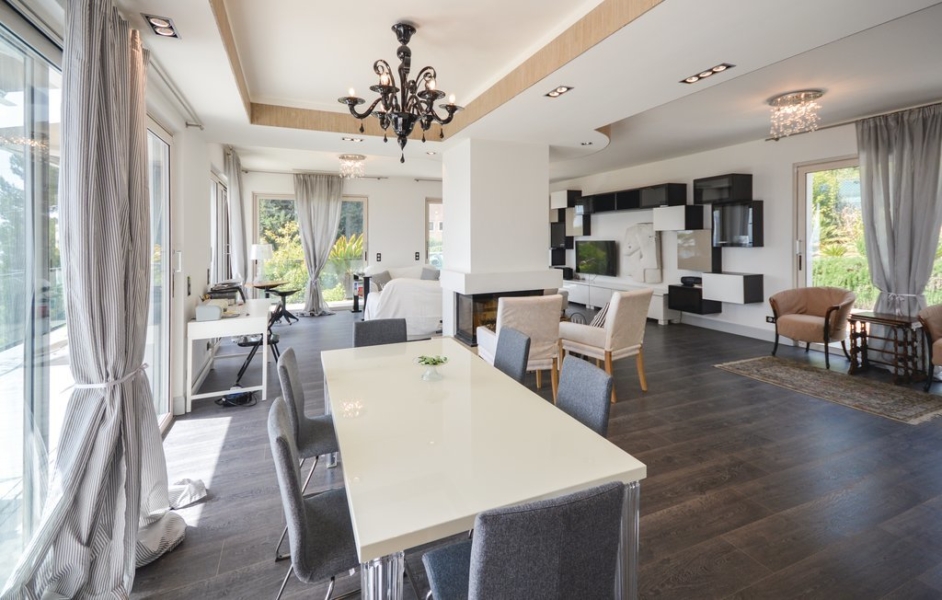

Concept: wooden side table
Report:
left=848, top=311, right=924, bottom=384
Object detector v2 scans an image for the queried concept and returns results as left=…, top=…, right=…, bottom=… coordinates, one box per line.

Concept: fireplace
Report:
left=455, top=290, right=544, bottom=345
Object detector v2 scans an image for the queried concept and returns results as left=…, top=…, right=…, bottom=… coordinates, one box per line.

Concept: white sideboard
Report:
left=563, top=280, right=679, bottom=325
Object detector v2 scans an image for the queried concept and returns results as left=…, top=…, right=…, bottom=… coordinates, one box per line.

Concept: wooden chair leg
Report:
left=841, top=340, right=850, bottom=360
left=636, top=349, right=648, bottom=392
left=551, top=358, right=559, bottom=404
left=596, top=358, right=601, bottom=368
left=536, top=369, right=542, bottom=389
left=605, top=351, right=616, bottom=404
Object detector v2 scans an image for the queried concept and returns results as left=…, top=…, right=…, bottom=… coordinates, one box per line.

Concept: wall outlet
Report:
left=415, top=251, right=420, bottom=261
left=376, top=252, right=381, bottom=262
left=766, top=315, right=776, bottom=323
left=207, top=269, right=210, bottom=285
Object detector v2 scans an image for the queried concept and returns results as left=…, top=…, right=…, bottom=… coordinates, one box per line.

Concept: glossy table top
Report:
left=321, top=337, right=647, bottom=562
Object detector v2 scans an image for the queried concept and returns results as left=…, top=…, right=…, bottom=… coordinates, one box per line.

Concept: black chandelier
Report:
left=338, top=23, right=463, bottom=163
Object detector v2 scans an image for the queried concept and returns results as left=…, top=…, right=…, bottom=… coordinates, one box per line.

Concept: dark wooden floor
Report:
left=132, top=309, right=942, bottom=599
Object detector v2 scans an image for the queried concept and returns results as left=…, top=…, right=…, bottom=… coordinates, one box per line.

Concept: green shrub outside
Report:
left=813, top=255, right=942, bottom=311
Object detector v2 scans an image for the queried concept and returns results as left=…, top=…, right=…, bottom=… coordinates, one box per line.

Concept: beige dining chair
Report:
left=476, top=294, right=564, bottom=400
left=558, top=288, right=653, bottom=403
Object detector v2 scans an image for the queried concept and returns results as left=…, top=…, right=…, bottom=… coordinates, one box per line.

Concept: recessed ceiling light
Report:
left=580, top=141, right=593, bottom=146
left=426, top=151, right=437, bottom=156
left=545, top=85, right=573, bottom=98
left=142, top=14, right=178, bottom=38
left=680, top=63, right=735, bottom=84
left=342, top=137, right=364, bottom=142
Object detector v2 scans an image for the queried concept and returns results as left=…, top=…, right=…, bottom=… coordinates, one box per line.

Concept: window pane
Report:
left=145, top=130, right=170, bottom=421
left=321, top=199, right=365, bottom=303
left=427, top=200, right=443, bottom=268
left=0, top=25, right=64, bottom=582
left=257, top=198, right=304, bottom=302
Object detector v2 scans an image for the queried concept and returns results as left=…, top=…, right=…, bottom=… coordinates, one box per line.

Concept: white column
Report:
left=440, top=139, right=562, bottom=335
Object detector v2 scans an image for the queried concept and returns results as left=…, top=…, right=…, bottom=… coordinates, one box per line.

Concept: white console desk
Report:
left=185, top=298, right=273, bottom=412
left=564, top=280, right=679, bottom=324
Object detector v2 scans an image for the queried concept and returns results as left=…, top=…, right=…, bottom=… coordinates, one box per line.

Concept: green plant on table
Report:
left=416, top=355, right=448, bottom=366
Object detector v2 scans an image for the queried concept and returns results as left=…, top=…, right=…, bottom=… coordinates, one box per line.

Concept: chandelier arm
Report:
left=374, top=59, right=396, bottom=89
left=346, top=97, right=387, bottom=120
left=428, top=105, right=458, bottom=125
left=414, top=66, right=437, bottom=87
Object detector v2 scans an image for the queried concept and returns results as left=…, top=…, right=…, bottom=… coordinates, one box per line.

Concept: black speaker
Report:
left=554, top=266, right=574, bottom=280
left=680, top=276, right=702, bottom=287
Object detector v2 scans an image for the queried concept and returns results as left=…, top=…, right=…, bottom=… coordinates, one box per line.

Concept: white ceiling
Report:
left=114, top=0, right=942, bottom=181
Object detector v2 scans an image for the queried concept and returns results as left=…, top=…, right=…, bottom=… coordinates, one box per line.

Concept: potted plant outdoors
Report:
left=328, top=233, right=365, bottom=300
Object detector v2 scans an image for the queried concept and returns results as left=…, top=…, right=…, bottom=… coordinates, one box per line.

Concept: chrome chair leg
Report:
left=275, top=565, right=293, bottom=600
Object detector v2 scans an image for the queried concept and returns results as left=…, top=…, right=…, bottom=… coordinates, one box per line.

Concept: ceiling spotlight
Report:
left=680, top=63, right=734, bottom=84
left=545, top=85, right=573, bottom=98
left=580, top=141, right=593, bottom=146
left=342, top=137, right=364, bottom=143
left=142, top=14, right=178, bottom=38
left=426, top=151, right=437, bottom=156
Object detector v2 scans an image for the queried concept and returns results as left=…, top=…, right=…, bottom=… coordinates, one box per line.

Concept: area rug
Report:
left=715, top=356, right=942, bottom=425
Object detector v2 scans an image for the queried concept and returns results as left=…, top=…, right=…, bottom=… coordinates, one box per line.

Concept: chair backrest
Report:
left=919, top=304, right=942, bottom=343
left=268, top=397, right=313, bottom=576
left=468, top=481, right=625, bottom=600
left=276, top=348, right=305, bottom=439
left=604, top=289, right=654, bottom=352
left=493, top=327, right=531, bottom=384
left=556, top=356, right=613, bottom=437
left=353, top=318, right=408, bottom=347
left=495, top=295, right=563, bottom=362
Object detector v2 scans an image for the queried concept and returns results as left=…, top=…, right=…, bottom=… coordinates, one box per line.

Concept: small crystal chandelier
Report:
left=767, top=90, right=824, bottom=140
left=339, top=154, right=365, bottom=179
left=339, top=23, right=463, bottom=163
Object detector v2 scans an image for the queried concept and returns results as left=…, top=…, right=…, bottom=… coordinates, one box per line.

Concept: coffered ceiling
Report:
left=114, top=0, right=942, bottom=181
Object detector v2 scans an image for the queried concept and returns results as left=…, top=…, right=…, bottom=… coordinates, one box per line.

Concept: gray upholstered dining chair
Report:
left=555, top=356, right=613, bottom=437
left=421, top=481, right=625, bottom=600
left=353, top=318, right=408, bottom=347
left=275, top=347, right=341, bottom=561
left=493, top=327, right=530, bottom=384
left=268, top=398, right=360, bottom=600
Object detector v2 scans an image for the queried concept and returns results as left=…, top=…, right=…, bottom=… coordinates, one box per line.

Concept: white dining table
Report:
left=320, top=336, right=646, bottom=600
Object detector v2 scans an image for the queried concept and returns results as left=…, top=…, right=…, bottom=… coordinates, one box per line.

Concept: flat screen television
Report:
left=712, top=201, right=763, bottom=247
left=575, top=240, right=617, bottom=276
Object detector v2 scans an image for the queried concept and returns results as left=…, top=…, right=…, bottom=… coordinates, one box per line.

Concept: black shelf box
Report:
left=694, top=173, right=752, bottom=205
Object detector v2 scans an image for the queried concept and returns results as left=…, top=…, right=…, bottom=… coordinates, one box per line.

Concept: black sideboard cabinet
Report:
left=668, top=285, right=722, bottom=315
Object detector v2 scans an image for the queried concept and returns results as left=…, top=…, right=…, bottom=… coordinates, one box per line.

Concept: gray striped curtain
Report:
left=1, top=2, right=186, bottom=597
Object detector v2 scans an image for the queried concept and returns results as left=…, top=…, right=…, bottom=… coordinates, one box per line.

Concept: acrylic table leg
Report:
left=323, top=383, right=339, bottom=468
left=615, top=481, right=640, bottom=600
left=361, top=551, right=404, bottom=600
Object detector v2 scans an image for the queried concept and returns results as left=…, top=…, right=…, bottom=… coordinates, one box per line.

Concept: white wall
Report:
left=239, top=172, right=442, bottom=269
left=554, top=125, right=859, bottom=340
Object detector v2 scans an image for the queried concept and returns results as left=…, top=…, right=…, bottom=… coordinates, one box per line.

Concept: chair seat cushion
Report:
left=298, top=414, right=339, bottom=459
left=777, top=314, right=831, bottom=343
left=422, top=539, right=472, bottom=600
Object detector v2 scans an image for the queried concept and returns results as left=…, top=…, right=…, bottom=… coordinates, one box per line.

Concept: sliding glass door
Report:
left=145, top=123, right=171, bottom=424
left=0, top=21, right=63, bottom=583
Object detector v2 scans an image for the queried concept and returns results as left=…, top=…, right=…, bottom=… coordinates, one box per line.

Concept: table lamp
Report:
left=250, top=243, right=273, bottom=283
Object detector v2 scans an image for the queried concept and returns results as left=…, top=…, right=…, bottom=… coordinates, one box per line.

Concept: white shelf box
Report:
left=701, top=272, right=764, bottom=304
left=653, top=205, right=710, bottom=231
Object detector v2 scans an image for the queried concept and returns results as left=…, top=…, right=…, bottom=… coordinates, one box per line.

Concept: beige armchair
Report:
left=476, top=294, right=564, bottom=398
left=918, top=304, right=942, bottom=391
left=558, top=289, right=653, bottom=403
left=769, top=286, right=856, bottom=369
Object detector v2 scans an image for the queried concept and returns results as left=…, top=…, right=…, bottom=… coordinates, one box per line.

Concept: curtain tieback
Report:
left=886, top=292, right=919, bottom=316
left=74, top=363, right=148, bottom=389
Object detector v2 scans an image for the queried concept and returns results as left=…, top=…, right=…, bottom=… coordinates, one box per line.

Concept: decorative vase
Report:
left=421, top=365, right=442, bottom=381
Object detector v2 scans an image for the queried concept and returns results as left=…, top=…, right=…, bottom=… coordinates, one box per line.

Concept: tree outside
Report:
left=810, top=167, right=942, bottom=310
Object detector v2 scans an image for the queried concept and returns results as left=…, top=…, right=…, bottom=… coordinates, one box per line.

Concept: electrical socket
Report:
left=766, top=315, right=775, bottom=323
left=376, top=253, right=381, bottom=262
left=415, top=251, right=420, bottom=261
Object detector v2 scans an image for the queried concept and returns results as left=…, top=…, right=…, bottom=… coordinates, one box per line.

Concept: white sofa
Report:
left=363, top=264, right=442, bottom=338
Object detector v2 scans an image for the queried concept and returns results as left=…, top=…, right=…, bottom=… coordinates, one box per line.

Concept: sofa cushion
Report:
left=421, top=267, right=440, bottom=281
left=370, top=270, right=391, bottom=290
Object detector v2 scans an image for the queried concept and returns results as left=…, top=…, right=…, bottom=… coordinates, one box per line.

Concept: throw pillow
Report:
left=371, top=270, right=392, bottom=291
left=421, top=267, right=440, bottom=281
left=589, top=301, right=609, bottom=327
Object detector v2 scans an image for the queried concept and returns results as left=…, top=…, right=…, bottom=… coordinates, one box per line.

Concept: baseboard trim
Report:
left=680, top=314, right=775, bottom=343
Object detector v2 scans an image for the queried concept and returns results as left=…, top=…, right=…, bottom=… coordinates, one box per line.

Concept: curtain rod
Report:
left=241, top=167, right=388, bottom=180
left=766, top=99, right=942, bottom=142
